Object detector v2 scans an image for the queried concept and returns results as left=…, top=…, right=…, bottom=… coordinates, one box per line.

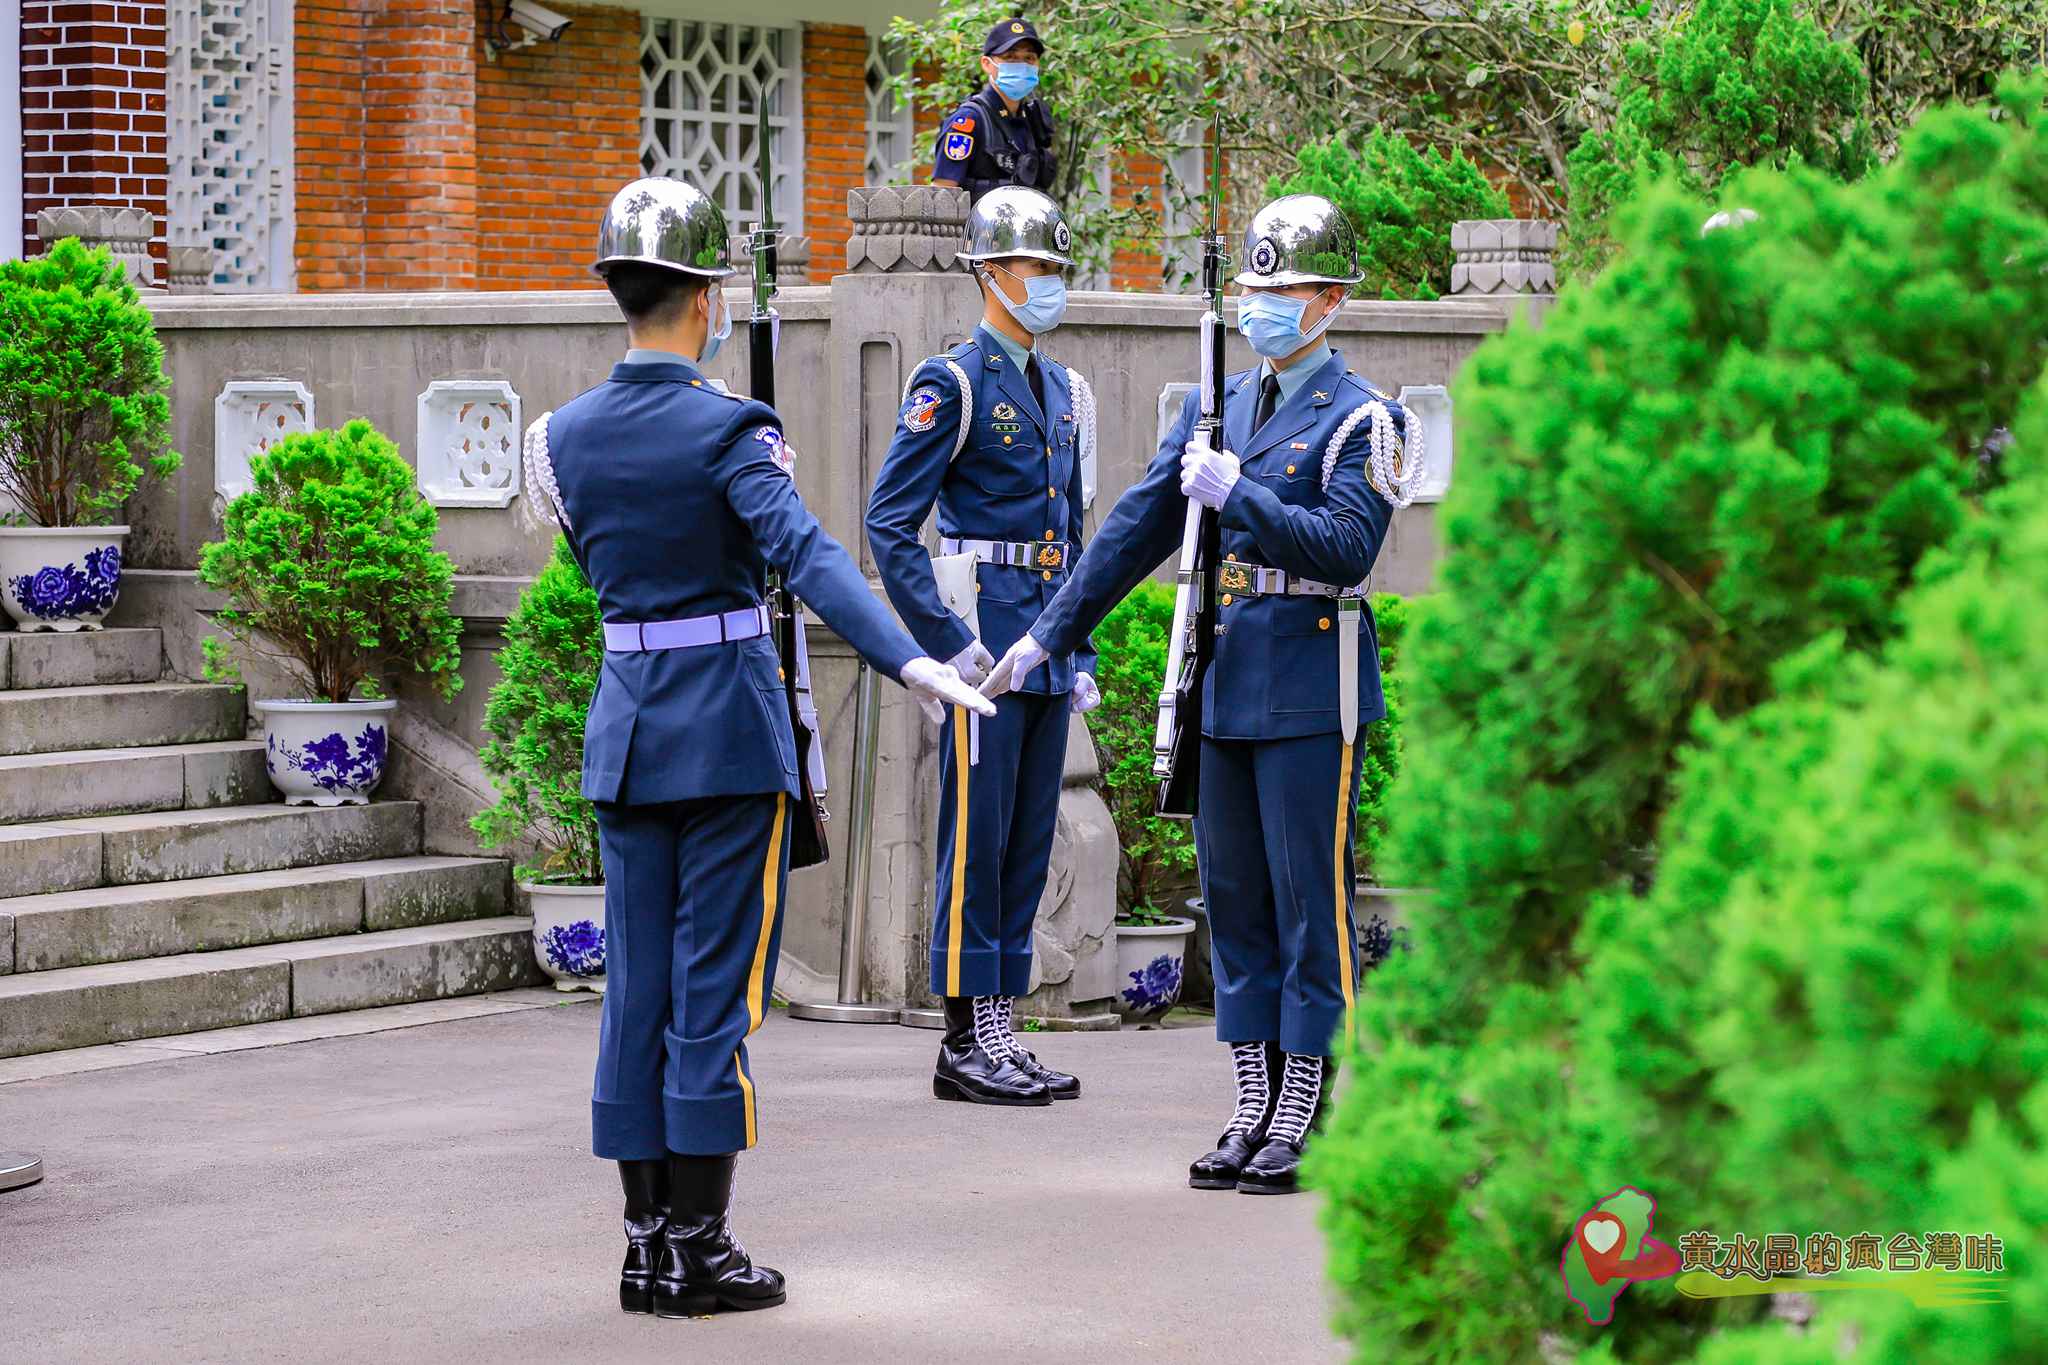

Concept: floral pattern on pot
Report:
left=267, top=721, right=389, bottom=796
left=540, top=918, right=606, bottom=978
left=7, top=544, right=122, bottom=621
left=1360, top=912, right=1412, bottom=970
left=1121, top=952, right=1185, bottom=1016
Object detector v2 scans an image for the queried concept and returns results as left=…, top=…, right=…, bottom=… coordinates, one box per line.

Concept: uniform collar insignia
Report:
left=1313, top=390, right=1330, bottom=401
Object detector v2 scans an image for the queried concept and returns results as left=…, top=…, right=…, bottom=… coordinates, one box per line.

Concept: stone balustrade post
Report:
left=33, top=207, right=162, bottom=291
left=1450, top=219, right=1559, bottom=297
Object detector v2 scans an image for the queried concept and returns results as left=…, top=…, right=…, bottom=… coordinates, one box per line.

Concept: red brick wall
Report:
left=296, top=0, right=369, bottom=290
left=1110, top=152, right=1165, bottom=291
left=474, top=1, right=641, bottom=289
left=798, top=22, right=864, bottom=282
left=363, top=0, right=476, bottom=289
left=18, top=0, right=169, bottom=284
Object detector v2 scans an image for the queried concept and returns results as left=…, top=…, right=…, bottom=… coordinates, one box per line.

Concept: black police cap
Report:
left=983, top=17, right=1043, bottom=57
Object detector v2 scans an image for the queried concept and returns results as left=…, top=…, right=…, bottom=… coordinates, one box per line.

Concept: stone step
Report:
left=0, top=802, right=422, bottom=899
left=0, top=680, right=244, bottom=757
left=0, top=626, right=161, bottom=689
left=0, top=740, right=268, bottom=825
left=0, top=855, right=510, bottom=973
left=0, top=917, right=543, bottom=1057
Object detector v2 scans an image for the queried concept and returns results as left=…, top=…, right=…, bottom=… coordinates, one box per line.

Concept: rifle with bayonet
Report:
left=750, top=100, right=830, bottom=868
left=1153, top=112, right=1227, bottom=820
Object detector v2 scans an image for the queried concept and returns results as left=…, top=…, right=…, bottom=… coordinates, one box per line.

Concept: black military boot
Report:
left=933, top=995, right=1051, bottom=1105
left=1189, top=1042, right=1281, bottom=1189
left=652, top=1153, right=786, bottom=1316
left=1237, top=1053, right=1331, bottom=1195
left=617, top=1158, right=669, bottom=1313
left=996, top=996, right=1079, bottom=1100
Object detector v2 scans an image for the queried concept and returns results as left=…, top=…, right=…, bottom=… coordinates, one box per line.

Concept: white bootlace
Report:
left=1266, top=1053, right=1325, bottom=1146
left=1221, top=1042, right=1271, bottom=1137
left=972, top=995, right=1019, bottom=1062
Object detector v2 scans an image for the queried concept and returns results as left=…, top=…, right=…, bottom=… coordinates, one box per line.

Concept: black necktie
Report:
left=1026, top=352, right=1047, bottom=418
left=1253, top=373, right=1280, bottom=432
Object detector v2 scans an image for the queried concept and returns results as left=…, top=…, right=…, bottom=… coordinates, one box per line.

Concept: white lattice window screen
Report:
left=640, top=20, right=803, bottom=234
left=168, top=0, right=294, bottom=290
left=864, top=33, right=915, bottom=186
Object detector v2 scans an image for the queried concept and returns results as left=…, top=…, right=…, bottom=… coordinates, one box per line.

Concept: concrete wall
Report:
left=120, top=277, right=1532, bottom=1015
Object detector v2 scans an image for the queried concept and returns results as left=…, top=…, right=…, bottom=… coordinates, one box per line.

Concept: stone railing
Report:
left=1449, top=219, right=1559, bottom=297
left=843, top=184, right=970, bottom=273
left=168, top=246, right=216, bottom=294
left=34, top=206, right=160, bottom=290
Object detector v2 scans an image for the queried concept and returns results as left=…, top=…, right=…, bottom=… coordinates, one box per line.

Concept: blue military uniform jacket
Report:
left=547, top=358, right=922, bottom=805
left=1032, top=350, right=1401, bottom=740
left=866, top=326, right=1095, bottom=696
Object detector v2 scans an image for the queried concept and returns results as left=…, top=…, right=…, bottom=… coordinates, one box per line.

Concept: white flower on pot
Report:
left=197, top=421, right=462, bottom=806
left=473, top=535, right=606, bottom=992
left=0, top=239, right=181, bottom=632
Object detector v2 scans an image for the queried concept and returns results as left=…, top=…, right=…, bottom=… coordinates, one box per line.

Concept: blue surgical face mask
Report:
left=1236, top=290, right=1337, bottom=359
left=994, top=61, right=1039, bottom=101
left=697, top=287, right=732, bottom=366
left=987, top=263, right=1067, bottom=334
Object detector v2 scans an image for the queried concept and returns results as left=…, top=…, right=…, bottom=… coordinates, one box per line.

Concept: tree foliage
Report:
left=474, top=536, right=604, bottom=885
left=1353, top=592, right=1407, bottom=878
left=1310, top=77, right=2048, bottom=1362
left=1089, top=579, right=1196, bottom=919
left=0, top=238, right=179, bottom=527
left=1270, top=134, right=1511, bottom=300
left=1566, top=0, right=1875, bottom=273
left=199, top=420, right=463, bottom=705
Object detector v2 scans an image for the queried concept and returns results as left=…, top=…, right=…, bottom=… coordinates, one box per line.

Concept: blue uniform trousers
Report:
left=930, top=690, right=1069, bottom=998
left=591, top=791, right=792, bottom=1159
left=1193, top=731, right=1363, bottom=1056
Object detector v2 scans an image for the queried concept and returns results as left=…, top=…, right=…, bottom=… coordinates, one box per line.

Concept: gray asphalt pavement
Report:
left=0, top=1003, right=1343, bottom=1364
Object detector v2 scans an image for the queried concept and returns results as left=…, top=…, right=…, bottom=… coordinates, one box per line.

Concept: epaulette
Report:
left=1345, top=369, right=1393, bottom=403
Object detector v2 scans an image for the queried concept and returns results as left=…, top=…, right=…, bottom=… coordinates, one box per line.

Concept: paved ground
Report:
left=0, top=1002, right=1343, bottom=1364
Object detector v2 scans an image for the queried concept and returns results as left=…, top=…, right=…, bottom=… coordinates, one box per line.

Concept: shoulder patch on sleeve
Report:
left=942, top=129, right=975, bottom=162
left=950, top=111, right=977, bottom=133
left=755, top=425, right=796, bottom=475
left=903, top=385, right=942, bottom=433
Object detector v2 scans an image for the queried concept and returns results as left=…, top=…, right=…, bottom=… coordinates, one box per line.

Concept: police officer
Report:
left=524, top=178, right=996, bottom=1316
left=932, top=16, right=1058, bottom=202
left=982, top=195, right=1423, bottom=1192
left=866, top=186, right=1099, bottom=1106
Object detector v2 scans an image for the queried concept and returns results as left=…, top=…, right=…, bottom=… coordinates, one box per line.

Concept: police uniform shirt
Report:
left=933, top=85, right=1058, bottom=202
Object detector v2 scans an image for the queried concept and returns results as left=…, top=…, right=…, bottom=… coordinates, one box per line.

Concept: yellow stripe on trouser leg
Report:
left=736, top=791, right=786, bottom=1149
left=947, top=707, right=970, bottom=996
left=1333, top=742, right=1356, bottom=1011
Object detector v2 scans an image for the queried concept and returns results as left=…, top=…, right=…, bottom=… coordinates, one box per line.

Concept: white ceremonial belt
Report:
left=939, top=536, right=1070, bottom=569
left=1217, top=561, right=1366, bottom=598
left=602, top=604, right=771, bottom=653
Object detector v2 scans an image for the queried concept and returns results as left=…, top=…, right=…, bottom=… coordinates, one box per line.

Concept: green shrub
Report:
left=199, top=420, right=462, bottom=704
left=474, top=536, right=603, bottom=884
left=1312, top=77, right=2048, bottom=1363
left=1089, top=578, right=1195, bottom=922
left=1564, top=0, right=1874, bottom=276
left=0, top=238, right=179, bottom=526
left=1270, top=133, right=1512, bottom=300
left=1353, top=591, right=1407, bottom=879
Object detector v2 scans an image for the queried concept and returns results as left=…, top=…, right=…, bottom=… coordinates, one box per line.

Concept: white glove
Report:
left=901, top=656, right=998, bottom=725
left=1180, top=438, right=1241, bottom=510
left=1069, top=672, right=1101, bottom=714
left=979, top=633, right=1050, bottom=700
left=948, top=639, right=995, bottom=687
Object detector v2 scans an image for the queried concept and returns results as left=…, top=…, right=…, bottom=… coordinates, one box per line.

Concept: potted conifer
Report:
left=474, top=536, right=606, bottom=992
left=0, top=239, right=180, bottom=632
left=198, top=420, right=462, bottom=805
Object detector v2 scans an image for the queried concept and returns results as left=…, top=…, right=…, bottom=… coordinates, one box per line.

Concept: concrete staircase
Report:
left=0, top=628, right=541, bottom=1059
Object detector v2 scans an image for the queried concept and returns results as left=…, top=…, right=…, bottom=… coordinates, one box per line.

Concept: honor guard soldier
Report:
left=982, top=195, right=1427, bottom=1190
left=932, top=16, right=1057, bottom=202
left=524, top=178, right=996, bottom=1317
left=866, top=186, right=1100, bottom=1106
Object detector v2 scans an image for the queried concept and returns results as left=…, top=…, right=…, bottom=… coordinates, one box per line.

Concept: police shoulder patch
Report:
left=755, top=425, right=796, bottom=475
left=904, top=386, right=942, bottom=433
left=950, top=113, right=976, bottom=132
left=943, top=130, right=974, bottom=162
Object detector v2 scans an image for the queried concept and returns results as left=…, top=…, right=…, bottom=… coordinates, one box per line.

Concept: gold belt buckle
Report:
left=1218, top=563, right=1250, bottom=593
left=1035, top=543, right=1064, bottom=569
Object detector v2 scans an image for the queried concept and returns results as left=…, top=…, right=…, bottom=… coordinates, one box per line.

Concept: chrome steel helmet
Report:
left=593, top=177, right=735, bottom=279
left=1234, top=194, right=1364, bottom=288
left=959, top=186, right=1075, bottom=269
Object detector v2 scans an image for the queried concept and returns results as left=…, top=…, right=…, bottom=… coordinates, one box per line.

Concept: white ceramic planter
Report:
left=1357, top=882, right=1430, bottom=969
left=1112, top=915, right=1196, bottom=1024
left=525, top=881, right=607, bottom=993
left=256, top=698, right=396, bottom=806
left=0, top=525, right=127, bottom=632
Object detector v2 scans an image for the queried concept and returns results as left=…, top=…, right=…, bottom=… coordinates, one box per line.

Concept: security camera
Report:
left=508, top=0, right=571, bottom=42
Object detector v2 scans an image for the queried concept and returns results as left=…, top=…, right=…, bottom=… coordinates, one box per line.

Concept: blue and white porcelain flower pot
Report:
left=1112, top=915, right=1196, bottom=1024
left=256, top=698, right=395, bottom=806
left=0, top=525, right=127, bottom=633
left=524, top=881, right=607, bottom=993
